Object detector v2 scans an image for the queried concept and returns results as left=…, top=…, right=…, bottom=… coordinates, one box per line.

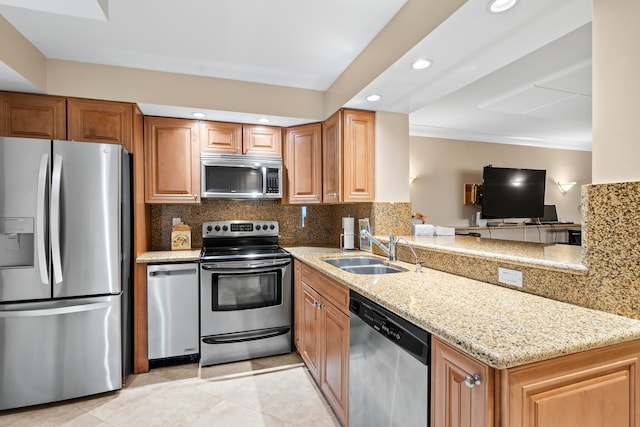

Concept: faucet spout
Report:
left=360, top=230, right=396, bottom=261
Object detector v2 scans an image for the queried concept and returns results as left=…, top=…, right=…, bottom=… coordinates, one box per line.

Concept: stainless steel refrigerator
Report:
left=0, top=137, right=131, bottom=410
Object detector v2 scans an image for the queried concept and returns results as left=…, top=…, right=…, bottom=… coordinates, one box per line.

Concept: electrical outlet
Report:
left=498, top=267, right=523, bottom=287
left=172, top=218, right=181, bottom=226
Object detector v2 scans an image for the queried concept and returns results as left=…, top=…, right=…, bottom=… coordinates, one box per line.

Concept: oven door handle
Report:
left=202, top=326, right=290, bottom=345
left=201, top=259, right=291, bottom=271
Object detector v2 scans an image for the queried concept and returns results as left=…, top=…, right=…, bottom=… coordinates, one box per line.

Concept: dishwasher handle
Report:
left=149, top=268, right=197, bottom=277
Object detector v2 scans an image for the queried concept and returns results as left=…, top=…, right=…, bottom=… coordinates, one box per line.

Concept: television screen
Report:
left=481, top=166, right=546, bottom=219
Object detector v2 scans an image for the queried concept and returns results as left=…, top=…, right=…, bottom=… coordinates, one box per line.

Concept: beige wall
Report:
left=375, top=111, right=410, bottom=202
left=592, top=0, right=640, bottom=184
left=409, top=136, right=592, bottom=226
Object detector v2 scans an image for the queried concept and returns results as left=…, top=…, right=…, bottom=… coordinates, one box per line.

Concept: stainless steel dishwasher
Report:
left=349, top=290, right=431, bottom=427
left=147, top=262, right=199, bottom=365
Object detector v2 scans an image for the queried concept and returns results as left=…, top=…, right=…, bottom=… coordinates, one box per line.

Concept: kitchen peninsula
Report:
left=289, top=245, right=640, bottom=427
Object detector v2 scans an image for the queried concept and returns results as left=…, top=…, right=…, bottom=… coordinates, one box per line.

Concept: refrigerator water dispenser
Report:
left=0, top=218, right=34, bottom=268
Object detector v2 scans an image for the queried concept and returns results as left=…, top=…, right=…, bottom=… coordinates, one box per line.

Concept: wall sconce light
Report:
left=557, top=181, right=577, bottom=195
left=409, top=175, right=417, bottom=185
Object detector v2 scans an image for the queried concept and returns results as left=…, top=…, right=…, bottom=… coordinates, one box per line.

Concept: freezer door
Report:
left=0, top=295, right=122, bottom=410
left=0, top=137, right=51, bottom=302
left=52, top=141, right=124, bottom=298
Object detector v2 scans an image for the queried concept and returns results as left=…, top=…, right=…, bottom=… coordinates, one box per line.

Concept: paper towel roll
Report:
left=342, top=217, right=355, bottom=249
left=342, top=217, right=354, bottom=234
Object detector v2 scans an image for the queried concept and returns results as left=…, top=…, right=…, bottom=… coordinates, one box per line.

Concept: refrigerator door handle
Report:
left=36, top=153, right=49, bottom=285
left=0, top=300, right=112, bottom=318
left=51, top=154, right=63, bottom=285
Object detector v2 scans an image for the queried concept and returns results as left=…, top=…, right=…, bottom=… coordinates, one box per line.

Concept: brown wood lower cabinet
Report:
left=501, top=340, right=640, bottom=427
left=295, top=261, right=349, bottom=426
left=433, top=336, right=640, bottom=427
left=432, top=337, right=495, bottom=427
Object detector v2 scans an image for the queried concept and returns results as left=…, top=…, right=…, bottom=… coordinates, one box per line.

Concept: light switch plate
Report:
left=498, top=267, right=523, bottom=287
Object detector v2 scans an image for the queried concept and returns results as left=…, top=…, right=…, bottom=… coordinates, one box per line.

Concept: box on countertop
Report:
left=171, top=223, right=192, bottom=250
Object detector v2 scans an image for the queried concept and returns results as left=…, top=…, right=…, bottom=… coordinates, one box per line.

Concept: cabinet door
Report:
left=300, top=282, right=322, bottom=382
left=242, top=124, right=282, bottom=156
left=503, top=341, right=640, bottom=427
left=284, top=123, right=322, bottom=204
left=144, top=117, right=200, bottom=203
left=321, top=299, right=349, bottom=426
left=342, top=109, right=374, bottom=202
left=432, top=337, right=494, bottom=427
left=322, top=110, right=341, bottom=203
left=200, top=121, right=242, bottom=154
left=67, top=98, right=133, bottom=152
left=0, top=92, right=66, bottom=139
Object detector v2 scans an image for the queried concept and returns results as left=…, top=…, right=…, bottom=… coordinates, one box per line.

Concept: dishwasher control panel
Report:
left=349, top=295, right=430, bottom=364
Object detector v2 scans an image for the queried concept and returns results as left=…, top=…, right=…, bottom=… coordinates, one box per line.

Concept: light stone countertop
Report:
left=382, top=234, right=587, bottom=274
left=286, top=246, right=640, bottom=369
left=136, top=250, right=200, bottom=263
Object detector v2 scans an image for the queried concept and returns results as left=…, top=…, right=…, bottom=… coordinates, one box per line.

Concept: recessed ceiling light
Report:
left=487, top=0, right=517, bottom=13
left=192, top=112, right=206, bottom=118
left=258, top=117, right=270, bottom=123
left=412, top=59, right=432, bottom=70
left=366, top=94, right=382, bottom=102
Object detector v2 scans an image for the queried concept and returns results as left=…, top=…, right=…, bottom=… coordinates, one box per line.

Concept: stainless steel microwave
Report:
left=200, top=153, right=283, bottom=199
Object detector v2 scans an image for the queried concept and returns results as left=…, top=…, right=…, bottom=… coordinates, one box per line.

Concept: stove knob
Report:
left=256, top=224, right=261, bottom=230
left=206, top=225, right=213, bottom=232
left=269, top=224, right=275, bottom=230
left=222, top=225, right=228, bottom=231
left=214, top=225, right=221, bottom=232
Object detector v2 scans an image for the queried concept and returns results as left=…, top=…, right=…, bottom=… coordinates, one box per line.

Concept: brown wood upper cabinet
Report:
left=200, top=121, right=281, bottom=156
left=0, top=91, right=66, bottom=140
left=322, top=109, right=375, bottom=203
left=199, top=121, right=242, bottom=154
left=67, top=98, right=134, bottom=152
left=283, top=123, right=322, bottom=204
left=144, top=116, right=200, bottom=204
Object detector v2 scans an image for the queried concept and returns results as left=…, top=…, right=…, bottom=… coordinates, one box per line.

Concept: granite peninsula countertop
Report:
left=287, top=246, right=640, bottom=369
left=381, top=234, right=587, bottom=274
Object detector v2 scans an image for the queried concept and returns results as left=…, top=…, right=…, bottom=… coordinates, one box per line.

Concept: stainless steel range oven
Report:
left=199, top=220, right=292, bottom=366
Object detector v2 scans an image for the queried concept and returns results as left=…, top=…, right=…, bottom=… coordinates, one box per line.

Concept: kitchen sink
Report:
left=322, top=256, right=384, bottom=268
left=322, top=257, right=406, bottom=275
left=341, top=265, right=406, bottom=275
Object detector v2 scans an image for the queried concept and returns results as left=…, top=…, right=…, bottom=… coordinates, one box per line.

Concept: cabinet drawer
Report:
left=300, top=262, right=349, bottom=314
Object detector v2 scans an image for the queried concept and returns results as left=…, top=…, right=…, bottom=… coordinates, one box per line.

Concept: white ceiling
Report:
left=0, top=0, right=593, bottom=150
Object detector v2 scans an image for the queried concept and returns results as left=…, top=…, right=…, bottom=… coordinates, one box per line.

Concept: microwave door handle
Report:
left=36, top=154, right=49, bottom=285
left=262, top=167, right=267, bottom=194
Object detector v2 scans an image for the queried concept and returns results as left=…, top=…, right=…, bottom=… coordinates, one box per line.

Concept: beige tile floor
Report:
left=0, top=352, right=341, bottom=427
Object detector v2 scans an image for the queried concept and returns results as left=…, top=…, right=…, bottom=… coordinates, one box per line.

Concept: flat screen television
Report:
left=481, top=166, right=546, bottom=219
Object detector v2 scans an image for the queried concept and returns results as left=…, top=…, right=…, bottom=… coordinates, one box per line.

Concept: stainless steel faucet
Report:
left=359, top=230, right=423, bottom=272
left=360, top=229, right=396, bottom=260
left=396, top=237, right=422, bottom=273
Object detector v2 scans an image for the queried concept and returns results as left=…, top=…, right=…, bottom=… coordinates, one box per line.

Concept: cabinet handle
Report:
left=464, top=374, right=482, bottom=388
